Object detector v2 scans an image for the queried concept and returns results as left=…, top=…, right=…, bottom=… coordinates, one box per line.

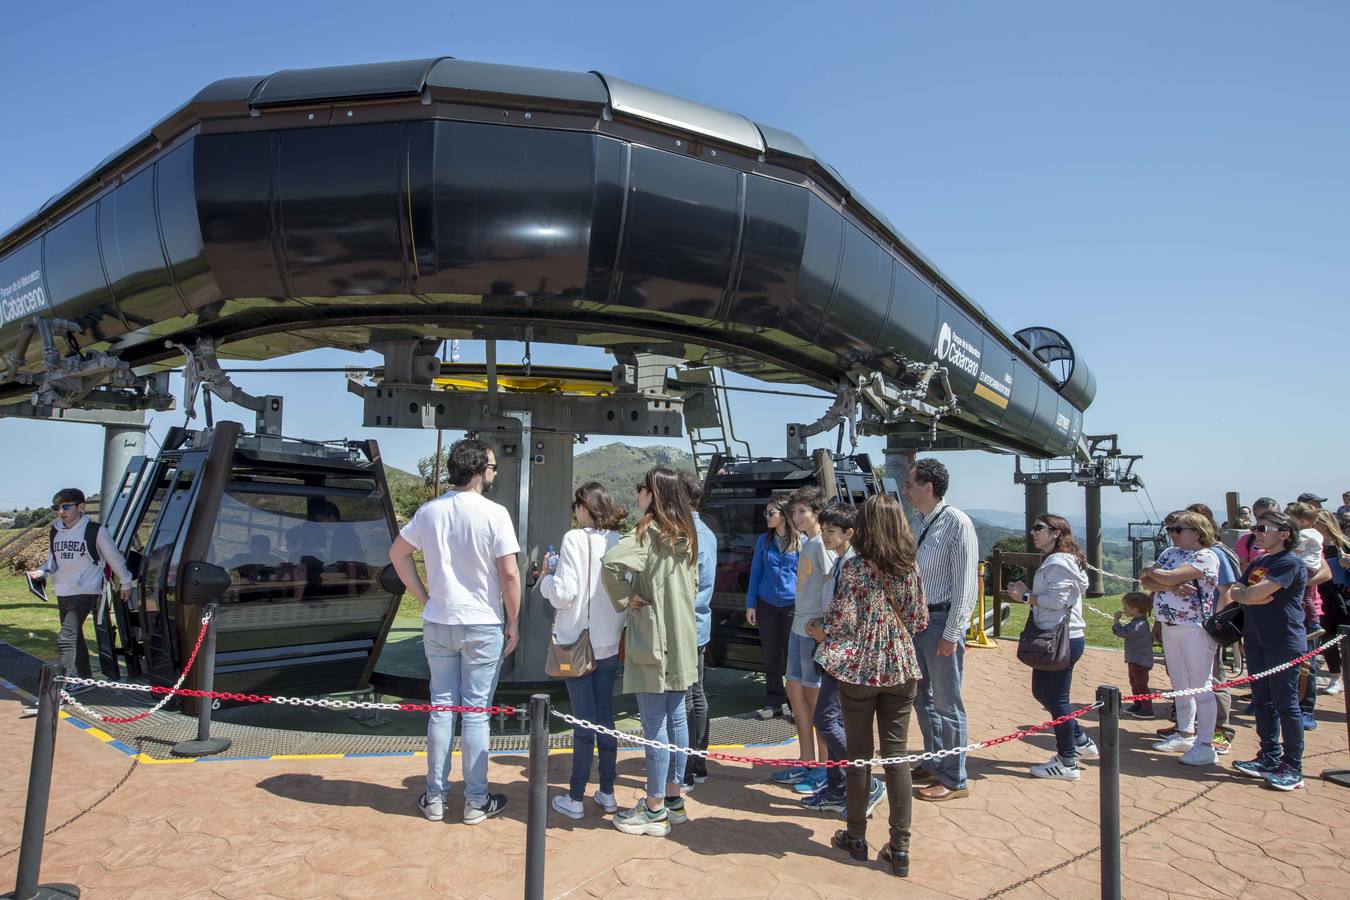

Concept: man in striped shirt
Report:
left=902, top=458, right=979, bottom=801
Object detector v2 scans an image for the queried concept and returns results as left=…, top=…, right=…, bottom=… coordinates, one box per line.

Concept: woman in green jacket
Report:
left=602, top=466, right=700, bottom=836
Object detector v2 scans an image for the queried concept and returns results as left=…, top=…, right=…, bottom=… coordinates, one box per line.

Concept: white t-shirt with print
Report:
left=1296, top=528, right=1323, bottom=571
left=1153, top=546, right=1220, bottom=627
left=399, top=490, right=521, bottom=626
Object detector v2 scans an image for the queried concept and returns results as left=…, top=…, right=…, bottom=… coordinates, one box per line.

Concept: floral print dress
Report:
left=815, top=555, right=928, bottom=686
left=1153, top=546, right=1220, bottom=626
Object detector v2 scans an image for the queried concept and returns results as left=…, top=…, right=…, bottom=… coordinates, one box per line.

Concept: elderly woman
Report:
left=1228, top=510, right=1309, bottom=791
left=1140, top=511, right=1221, bottom=766
left=1004, top=514, right=1093, bottom=781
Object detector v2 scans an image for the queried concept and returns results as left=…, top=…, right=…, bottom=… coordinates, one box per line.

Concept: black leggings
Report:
left=757, top=604, right=794, bottom=707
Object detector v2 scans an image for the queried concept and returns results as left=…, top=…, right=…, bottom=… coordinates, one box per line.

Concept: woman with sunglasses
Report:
left=1003, top=515, right=1093, bottom=780
left=744, top=496, right=801, bottom=719
left=540, top=482, right=628, bottom=821
left=1227, top=511, right=1309, bottom=790
left=1139, top=511, right=1222, bottom=766
left=601, top=467, right=700, bottom=836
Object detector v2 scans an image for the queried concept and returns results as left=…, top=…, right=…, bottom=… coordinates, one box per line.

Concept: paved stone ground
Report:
left=2, top=641, right=1348, bottom=899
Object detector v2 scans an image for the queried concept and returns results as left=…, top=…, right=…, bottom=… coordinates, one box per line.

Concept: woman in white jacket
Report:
left=1004, top=514, right=1095, bottom=781
left=540, top=482, right=628, bottom=820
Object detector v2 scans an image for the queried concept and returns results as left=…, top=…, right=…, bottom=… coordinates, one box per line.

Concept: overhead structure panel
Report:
left=599, top=74, right=765, bottom=152
left=0, top=56, right=1098, bottom=459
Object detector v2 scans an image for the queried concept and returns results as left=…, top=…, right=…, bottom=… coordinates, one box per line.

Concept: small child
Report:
left=1113, top=592, right=1155, bottom=719
left=1287, top=503, right=1325, bottom=639
left=800, top=503, right=880, bottom=816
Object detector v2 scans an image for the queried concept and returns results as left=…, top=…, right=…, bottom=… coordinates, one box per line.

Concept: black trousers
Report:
left=757, top=604, right=793, bottom=707
left=1319, top=583, right=1347, bottom=674
left=839, top=678, right=918, bottom=848
left=684, top=647, right=709, bottom=777
left=56, top=593, right=98, bottom=679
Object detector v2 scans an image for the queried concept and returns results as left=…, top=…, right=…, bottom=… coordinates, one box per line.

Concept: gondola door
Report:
left=94, top=456, right=152, bottom=680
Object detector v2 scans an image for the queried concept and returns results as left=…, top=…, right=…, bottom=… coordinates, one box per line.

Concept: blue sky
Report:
left=2, top=1, right=1347, bottom=520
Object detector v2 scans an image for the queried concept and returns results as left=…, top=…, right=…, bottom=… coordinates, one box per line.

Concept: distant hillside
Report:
left=573, top=443, right=695, bottom=495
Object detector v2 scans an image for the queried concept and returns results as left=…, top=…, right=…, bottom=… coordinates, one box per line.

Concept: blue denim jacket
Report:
left=693, top=513, right=716, bottom=647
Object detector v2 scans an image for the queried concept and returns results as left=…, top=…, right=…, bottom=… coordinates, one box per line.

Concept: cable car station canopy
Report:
left=0, top=57, right=1094, bottom=457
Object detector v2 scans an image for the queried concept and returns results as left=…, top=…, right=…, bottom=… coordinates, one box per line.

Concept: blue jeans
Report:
left=1030, top=636, right=1087, bottom=760
left=914, top=611, right=968, bottom=789
left=563, top=655, right=620, bottom=801
left=1246, top=638, right=1304, bottom=771
left=424, top=622, right=504, bottom=805
left=814, top=671, right=847, bottom=791
left=636, top=690, right=688, bottom=798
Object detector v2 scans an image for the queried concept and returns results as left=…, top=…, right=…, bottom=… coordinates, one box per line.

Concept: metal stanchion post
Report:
left=1097, top=684, right=1121, bottom=900
left=1323, top=625, right=1350, bottom=788
left=524, top=693, right=550, bottom=900
left=4, top=663, right=81, bottom=899
left=172, top=605, right=231, bottom=757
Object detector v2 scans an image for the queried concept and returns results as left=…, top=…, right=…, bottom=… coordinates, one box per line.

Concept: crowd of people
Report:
left=27, top=441, right=1336, bottom=878
left=385, top=442, right=1343, bottom=876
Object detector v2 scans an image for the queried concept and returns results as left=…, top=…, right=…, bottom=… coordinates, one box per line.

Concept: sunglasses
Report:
left=764, top=508, right=782, bottom=518
left=1165, top=525, right=1194, bottom=534
left=1252, top=524, right=1287, bottom=533
left=1031, top=523, right=1053, bottom=533
left=51, top=502, right=79, bottom=511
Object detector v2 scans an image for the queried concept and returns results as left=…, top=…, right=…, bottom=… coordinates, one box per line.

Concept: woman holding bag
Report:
left=1004, top=514, right=1094, bottom=781
left=539, top=482, right=628, bottom=820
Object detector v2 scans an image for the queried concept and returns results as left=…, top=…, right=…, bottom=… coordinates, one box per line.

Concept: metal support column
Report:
left=100, top=419, right=147, bottom=510
left=1024, top=482, right=1048, bottom=552
left=1085, top=483, right=1104, bottom=597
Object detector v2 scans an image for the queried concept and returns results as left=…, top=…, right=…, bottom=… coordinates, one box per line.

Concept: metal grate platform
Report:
left=0, top=644, right=795, bottom=761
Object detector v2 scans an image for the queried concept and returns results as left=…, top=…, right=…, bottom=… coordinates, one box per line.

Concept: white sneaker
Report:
left=756, top=706, right=775, bottom=720
left=1179, top=743, right=1218, bottom=766
left=417, top=791, right=444, bottom=822
left=593, top=790, right=618, bottom=813
left=19, top=704, right=39, bottom=719
left=1075, top=738, right=1099, bottom=760
left=1030, top=755, right=1081, bottom=781
left=1152, top=734, right=1195, bottom=753
left=551, top=794, right=585, bottom=820
left=1325, top=677, right=1344, bottom=696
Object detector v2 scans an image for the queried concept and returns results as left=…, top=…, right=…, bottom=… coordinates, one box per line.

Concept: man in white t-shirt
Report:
left=390, top=439, right=521, bottom=826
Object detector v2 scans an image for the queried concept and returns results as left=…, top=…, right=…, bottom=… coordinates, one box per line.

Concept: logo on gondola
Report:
left=934, top=322, right=980, bottom=378
left=0, top=269, right=48, bottom=327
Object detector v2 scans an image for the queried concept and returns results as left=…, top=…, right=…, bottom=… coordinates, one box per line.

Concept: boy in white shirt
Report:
left=25, top=488, right=134, bottom=716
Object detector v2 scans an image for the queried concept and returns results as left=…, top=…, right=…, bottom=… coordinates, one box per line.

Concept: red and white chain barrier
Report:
left=50, top=621, right=1342, bottom=768
left=58, top=606, right=217, bottom=724
left=54, top=605, right=516, bottom=722
left=554, top=633, right=1345, bottom=770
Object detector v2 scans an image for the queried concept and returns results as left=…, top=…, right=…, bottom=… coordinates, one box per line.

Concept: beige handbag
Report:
left=545, top=536, right=597, bottom=678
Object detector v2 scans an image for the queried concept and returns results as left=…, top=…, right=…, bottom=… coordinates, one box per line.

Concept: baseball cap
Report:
left=1297, top=492, right=1328, bottom=504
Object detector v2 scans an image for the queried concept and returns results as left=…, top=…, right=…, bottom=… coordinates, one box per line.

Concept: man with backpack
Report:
left=23, top=488, right=134, bottom=717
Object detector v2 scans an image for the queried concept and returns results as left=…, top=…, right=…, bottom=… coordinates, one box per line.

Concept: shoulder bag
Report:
left=1016, top=565, right=1072, bottom=671
left=1203, top=603, right=1244, bottom=648
left=545, top=535, right=598, bottom=678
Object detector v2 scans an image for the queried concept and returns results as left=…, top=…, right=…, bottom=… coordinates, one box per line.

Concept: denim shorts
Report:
left=785, top=631, right=822, bottom=688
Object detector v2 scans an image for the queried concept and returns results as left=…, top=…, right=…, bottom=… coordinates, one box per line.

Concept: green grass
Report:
left=991, top=592, right=1130, bottom=650
left=0, top=572, right=89, bottom=659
